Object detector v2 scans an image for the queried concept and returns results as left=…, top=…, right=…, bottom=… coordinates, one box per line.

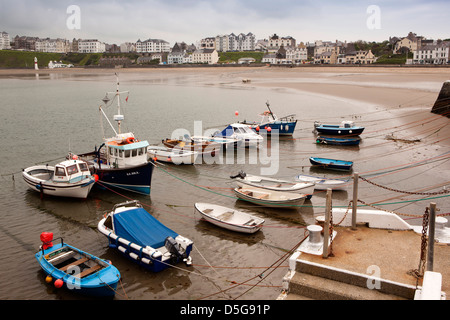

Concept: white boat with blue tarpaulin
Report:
left=98, top=200, right=193, bottom=272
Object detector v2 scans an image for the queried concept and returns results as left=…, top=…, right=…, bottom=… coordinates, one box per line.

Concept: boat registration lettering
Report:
left=126, top=171, right=139, bottom=176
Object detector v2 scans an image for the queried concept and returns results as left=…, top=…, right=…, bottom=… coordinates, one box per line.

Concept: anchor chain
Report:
left=409, top=207, right=430, bottom=281
left=359, top=176, right=449, bottom=195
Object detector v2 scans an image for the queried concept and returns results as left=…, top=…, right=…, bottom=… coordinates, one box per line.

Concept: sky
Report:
left=1, top=0, right=449, bottom=46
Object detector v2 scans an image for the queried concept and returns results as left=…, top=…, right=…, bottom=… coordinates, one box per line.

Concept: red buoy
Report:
left=54, top=279, right=64, bottom=288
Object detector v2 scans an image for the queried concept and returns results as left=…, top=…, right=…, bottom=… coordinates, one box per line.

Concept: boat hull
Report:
left=309, top=157, right=353, bottom=171
left=315, top=126, right=365, bottom=136
left=22, top=166, right=95, bottom=199
left=296, top=174, right=350, bottom=190
left=94, top=161, right=153, bottom=195
left=98, top=202, right=193, bottom=273
left=234, top=187, right=306, bottom=208
left=316, top=136, right=361, bottom=146
left=251, top=120, right=297, bottom=136
left=234, top=174, right=314, bottom=199
left=194, top=203, right=264, bottom=234
left=35, top=242, right=120, bottom=297
left=148, top=147, right=199, bottom=165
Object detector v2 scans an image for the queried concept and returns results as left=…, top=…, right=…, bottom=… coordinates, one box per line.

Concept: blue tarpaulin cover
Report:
left=113, top=207, right=179, bottom=248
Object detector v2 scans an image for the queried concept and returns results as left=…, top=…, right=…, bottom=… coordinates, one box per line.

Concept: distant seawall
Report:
left=431, top=80, right=450, bottom=117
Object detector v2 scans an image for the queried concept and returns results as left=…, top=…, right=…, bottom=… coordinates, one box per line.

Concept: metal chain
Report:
left=415, top=207, right=430, bottom=281
left=328, top=197, right=334, bottom=257
left=359, top=176, right=449, bottom=195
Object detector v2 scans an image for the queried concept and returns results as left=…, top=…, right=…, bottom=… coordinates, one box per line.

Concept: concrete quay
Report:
left=279, top=225, right=449, bottom=300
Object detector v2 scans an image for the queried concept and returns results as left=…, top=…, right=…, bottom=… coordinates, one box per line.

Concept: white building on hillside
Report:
left=78, top=39, right=106, bottom=53
left=0, top=32, right=11, bottom=50
left=229, top=33, right=255, bottom=51
left=212, top=33, right=256, bottom=52
left=35, top=38, right=71, bottom=53
left=136, top=38, right=170, bottom=53
left=120, top=42, right=136, bottom=53
left=268, top=34, right=296, bottom=50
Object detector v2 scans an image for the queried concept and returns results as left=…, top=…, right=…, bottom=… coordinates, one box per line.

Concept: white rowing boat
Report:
left=194, top=203, right=265, bottom=234
left=234, top=187, right=307, bottom=208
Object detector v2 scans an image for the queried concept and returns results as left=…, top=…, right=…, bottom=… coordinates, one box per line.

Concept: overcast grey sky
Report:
left=1, top=0, right=449, bottom=45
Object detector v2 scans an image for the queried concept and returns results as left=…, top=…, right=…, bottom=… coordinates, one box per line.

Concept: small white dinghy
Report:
left=234, top=187, right=307, bottom=208
left=231, top=171, right=314, bottom=199
left=22, top=156, right=96, bottom=199
left=194, top=203, right=265, bottom=234
left=295, top=174, right=350, bottom=191
left=148, top=146, right=199, bottom=165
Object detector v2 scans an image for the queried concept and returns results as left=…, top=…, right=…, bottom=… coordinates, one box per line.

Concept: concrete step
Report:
left=286, top=259, right=418, bottom=300
left=289, top=272, right=407, bottom=300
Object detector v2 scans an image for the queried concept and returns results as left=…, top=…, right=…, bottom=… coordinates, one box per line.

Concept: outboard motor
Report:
left=230, top=170, right=246, bottom=179
left=40, top=232, right=54, bottom=250
left=164, top=236, right=187, bottom=264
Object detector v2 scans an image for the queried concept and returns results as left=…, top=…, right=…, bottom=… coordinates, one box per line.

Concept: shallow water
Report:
left=0, top=69, right=448, bottom=300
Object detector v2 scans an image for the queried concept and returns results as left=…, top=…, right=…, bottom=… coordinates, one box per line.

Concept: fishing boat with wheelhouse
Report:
left=242, top=101, right=298, bottom=136
left=78, top=75, right=153, bottom=195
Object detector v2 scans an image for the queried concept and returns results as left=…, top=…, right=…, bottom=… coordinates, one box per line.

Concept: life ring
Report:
left=126, top=137, right=135, bottom=144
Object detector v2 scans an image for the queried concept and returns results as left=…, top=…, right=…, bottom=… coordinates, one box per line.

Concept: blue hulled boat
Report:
left=35, top=233, right=121, bottom=297
left=243, top=102, right=297, bottom=136
left=309, top=157, right=353, bottom=171
left=78, top=75, right=153, bottom=195
left=98, top=200, right=193, bottom=273
left=314, top=120, right=365, bottom=136
left=316, top=136, right=361, bottom=146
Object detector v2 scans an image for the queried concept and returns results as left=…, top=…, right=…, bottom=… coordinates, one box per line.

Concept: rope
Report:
left=198, top=230, right=309, bottom=300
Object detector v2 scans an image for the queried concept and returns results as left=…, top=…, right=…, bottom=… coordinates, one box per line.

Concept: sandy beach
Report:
left=2, top=65, right=449, bottom=145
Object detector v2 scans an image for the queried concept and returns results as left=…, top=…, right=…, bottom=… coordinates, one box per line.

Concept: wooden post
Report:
left=323, top=188, right=332, bottom=259
left=352, top=172, right=359, bottom=230
left=427, top=203, right=437, bottom=271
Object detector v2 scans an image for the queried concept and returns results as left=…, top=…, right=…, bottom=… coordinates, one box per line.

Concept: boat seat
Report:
left=243, top=219, right=255, bottom=225
left=203, top=208, right=213, bottom=213
left=59, top=257, right=89, bottom=272
left=256, top=194, right=269, bottom=199
left=47, top=250, right=75, bottom=264
left=217, top=211, right=234, bottom=221
left=75, top=264, right=102, bottom=278
left=241, top=190, right=253, bottom=196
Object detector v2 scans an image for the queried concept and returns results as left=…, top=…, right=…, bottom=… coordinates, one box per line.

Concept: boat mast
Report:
left=113, top=73, right=125, bottom=134
left=265, top=101, right=276, bottom=121
left=100, top=73, right=129, bottom=137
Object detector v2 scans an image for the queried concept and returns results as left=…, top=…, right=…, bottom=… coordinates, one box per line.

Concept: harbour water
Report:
left=0, top=68, right=448, bottom=300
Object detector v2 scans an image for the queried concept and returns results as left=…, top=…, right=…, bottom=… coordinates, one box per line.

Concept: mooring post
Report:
left=323, top=188, right=332, bottom=259
left=427, top=203, right=437, bottom=271
left=352, top=172, right=359, bottom=230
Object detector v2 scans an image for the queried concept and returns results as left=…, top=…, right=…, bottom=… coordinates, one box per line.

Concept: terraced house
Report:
left=413, top=42, right=450, bottom=64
